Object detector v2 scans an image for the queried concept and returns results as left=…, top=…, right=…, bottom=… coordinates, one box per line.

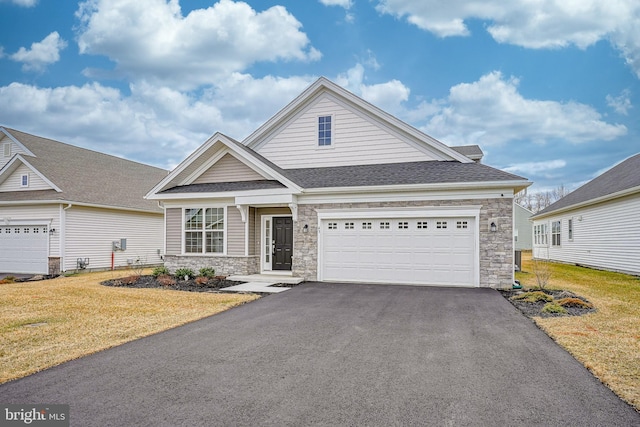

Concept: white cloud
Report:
left=10, top=32, right=67, bottom=72
left=319, top=0, right=352, bottom=7
left=374, top=0, right=640, bottom=77
left=0, top=74, right=316, bottom=169
left=0, top=0, right=38, bottom=6
left=75, top=0, right=321, bottom=90
left=336, top=64, right=410, bottom=115
left=419, top=71, right=627, bottom=147
left=504, top=160, right=567, bottom=175
left=606, top=89, right=632, bottom=115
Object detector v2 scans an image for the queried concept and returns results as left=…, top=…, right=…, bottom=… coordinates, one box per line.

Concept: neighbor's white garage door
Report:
left=0, top=225, right=49, bottom=274
left=320, top=216, right=476, bottom=286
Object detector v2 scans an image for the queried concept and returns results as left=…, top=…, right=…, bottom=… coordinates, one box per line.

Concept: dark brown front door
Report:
left=272, top=216, right=293, bottom=271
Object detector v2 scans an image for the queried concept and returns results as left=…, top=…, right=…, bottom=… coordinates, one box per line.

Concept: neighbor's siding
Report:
left=256, top=94, right=438, bottom=169
left=192, top=154, right=263, bottom=184
left=165, top=208, right=182, bottom=255
left=64, top=206, right=163, bottom=271
left=0, top=164, right=52, bottom=192
left=0, top=140, right=30, bottom=169
left=514, top=204, right=533, bottom=250
left=0, top=204, right=61, bottom=257
left=533, top=193, right=640, bottom=275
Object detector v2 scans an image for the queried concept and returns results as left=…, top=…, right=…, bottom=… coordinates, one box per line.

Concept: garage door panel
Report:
left=0, top=225, right=49, bottom=274
left=321, top=216, right=476, bottom=286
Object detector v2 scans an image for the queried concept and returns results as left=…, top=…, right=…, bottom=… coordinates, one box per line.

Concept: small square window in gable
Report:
left=318, top=115, right=332, bottom=146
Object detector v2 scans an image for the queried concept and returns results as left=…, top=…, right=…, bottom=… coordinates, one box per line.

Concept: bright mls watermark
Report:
left=1, top=404, right=68, bottom=426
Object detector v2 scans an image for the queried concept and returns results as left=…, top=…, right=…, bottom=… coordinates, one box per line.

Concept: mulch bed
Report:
left=101, top=275, right=245, bottom=293
left=499, top=289, right=597, bottom=318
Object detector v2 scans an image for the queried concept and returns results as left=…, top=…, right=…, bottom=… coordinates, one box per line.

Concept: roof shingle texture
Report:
left=0, top=128, right=168, bottom=212
left=535, top=152, right=640, bottom=216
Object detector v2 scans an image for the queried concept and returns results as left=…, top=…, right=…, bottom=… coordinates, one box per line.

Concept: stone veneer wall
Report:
left=164, top=255, right=259, bottom=276
left=293, top=198, right=513, bottom=289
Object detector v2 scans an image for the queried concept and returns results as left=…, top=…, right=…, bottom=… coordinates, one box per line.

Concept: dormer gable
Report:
left=244, top=77, right=472, bottom=169
left=0, top=127, right=36, bottom=169
left=192, top=153, right=265, bottom=184
left=0, top=155, right=60, bottom=193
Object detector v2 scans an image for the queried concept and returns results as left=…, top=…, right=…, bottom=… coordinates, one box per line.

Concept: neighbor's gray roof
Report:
left=534, top=152, right=640, bottom=217
left=0, top=127, right=168, bottom=212
left=451, top=145, right=483, bottom=159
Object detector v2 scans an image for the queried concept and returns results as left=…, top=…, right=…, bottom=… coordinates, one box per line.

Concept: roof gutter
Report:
left=301, top=180, right=532, bottom=194
left=0, top=199, right=163, bottom=214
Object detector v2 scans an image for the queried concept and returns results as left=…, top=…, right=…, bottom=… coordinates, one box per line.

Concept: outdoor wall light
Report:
left=490, top=222, right=497, bottom=232
left=303, top=224, right=309, bottom=233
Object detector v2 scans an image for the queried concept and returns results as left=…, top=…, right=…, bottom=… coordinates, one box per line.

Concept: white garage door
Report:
left=320, top=216, right=476, bottom=286
left=0, top=225, right=49, bottom=274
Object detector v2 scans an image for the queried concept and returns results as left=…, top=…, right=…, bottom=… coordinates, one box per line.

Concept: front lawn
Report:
left=0, top=270, right=259, bottom=384
left=516, top=252, right=640, bottom=410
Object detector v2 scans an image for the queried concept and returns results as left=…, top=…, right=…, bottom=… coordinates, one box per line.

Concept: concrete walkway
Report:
left=220, top=281, right=290, bottom=293
left=1, top=283, right=637, bottom=426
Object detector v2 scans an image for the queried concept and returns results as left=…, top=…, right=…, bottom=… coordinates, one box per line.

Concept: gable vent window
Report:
left=21, top=174, right=29, bottom=187
left=318, top=115, right=332, bottom=146
left=3, top=143, right=10, bottom=158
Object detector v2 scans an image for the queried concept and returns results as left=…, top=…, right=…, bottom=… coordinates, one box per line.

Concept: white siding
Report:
left=227, top=206, right=244, bottom=256
left=533, top=193, right=640, bottom=275
left=0, top=164, right=53, bottom=192
left=256, top=95, right=438, bottom=168
left=165, top=208, right=182, bottom=255
left=0, top=204, right=61, bottom=257
left=192, top=154, right=264, bottom=184
left=64, top=206, right=163, bottom=271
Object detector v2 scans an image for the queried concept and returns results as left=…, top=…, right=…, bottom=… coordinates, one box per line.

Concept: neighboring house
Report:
left=146, top=78, right=530, bottom=288
left=0, top=127, right=168, bottom=275
left=531, top=153, right=640, bottom=276
left=514, top=203, right=533, bottom=250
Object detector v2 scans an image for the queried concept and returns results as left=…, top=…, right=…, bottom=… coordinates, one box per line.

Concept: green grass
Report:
left=516, top=251, right=640, bottom=410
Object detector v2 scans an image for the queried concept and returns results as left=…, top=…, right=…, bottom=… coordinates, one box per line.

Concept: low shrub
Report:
left=556, top=297, right=594, bottom=309
left=157, top=275, right=176, bottom=287
left=510, top=291, right=553, bottom=303
left=198, top=267, right=216, bottom=278
left=542, top=302, right=568, bottom=314
left=195, top=276, right=209, bottom=286
left=0, top=276, right=17, bottom=284
left=152, top=266, right=170, bottom=277
left=121, top=275, right=140, bottom=285
left=174, top=268, right=194, bottom=280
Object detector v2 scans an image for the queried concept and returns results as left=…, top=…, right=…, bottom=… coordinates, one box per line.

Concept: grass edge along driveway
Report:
left=0, top=270, right=259, bottom=384
left=516, top=252, right=640, bottom=411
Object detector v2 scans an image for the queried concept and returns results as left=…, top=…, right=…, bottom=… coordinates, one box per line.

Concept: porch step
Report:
left=220, top=282, right=290, bottom=294
left=227, top=274, right=304, bottom=285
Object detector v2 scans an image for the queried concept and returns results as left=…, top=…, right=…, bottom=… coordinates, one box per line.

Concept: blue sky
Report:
left=1, top=0, right=638, bottom=193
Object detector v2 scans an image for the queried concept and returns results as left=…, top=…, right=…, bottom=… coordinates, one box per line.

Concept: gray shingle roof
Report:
left=534, top=153, right=640, bottom=217
left=451, top=145, right=483, bottom=159
left=284, top=160, right=524, bottom=188
left=161, top=180, right=285, bottom=193
left=160, top=159, right=526, bottom=194
left=0, top=128, right=168, bottom=212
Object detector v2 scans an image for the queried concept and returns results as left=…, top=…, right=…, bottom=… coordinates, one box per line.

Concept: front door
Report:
left=272, top=216, right=293, bottom=271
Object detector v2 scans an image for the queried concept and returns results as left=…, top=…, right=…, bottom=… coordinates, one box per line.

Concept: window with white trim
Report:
left=184, top=208, right=224, bottom=254
left=21, top=174, right=29, bottom=187
left=318, top=115, right=332, bottom=146
left=551, top=221, right=561, bottom=246
left=534, top=223, right=549, bottom=245
left=568, top=219, right=573, bottom=241
left=2, top=143, right=10, bottom=158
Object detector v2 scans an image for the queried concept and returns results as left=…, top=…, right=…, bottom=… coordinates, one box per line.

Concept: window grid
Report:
left=345, top=222, right=354, bottom=230
left=328, top=222, right=338, bottom=230
left=417, top=221, right=428, bottom=229
left=551, top=221, right=561, bottom=246
left=398, top=221, right=409, bottom=229
left=184, top=208, right=224, bottom=254
left=436, top=221, right=447, bottom=229
left=362, top=222, right=372, bottom=229
left=379, top=222, right=390, bottom=229
left=456, top=221, right=468, bottom=229
left=318, top=116, right=332, bottom=146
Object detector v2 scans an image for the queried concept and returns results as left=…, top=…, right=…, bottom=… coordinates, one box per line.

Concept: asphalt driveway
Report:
left=1, top=283, right=638, bottom=426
